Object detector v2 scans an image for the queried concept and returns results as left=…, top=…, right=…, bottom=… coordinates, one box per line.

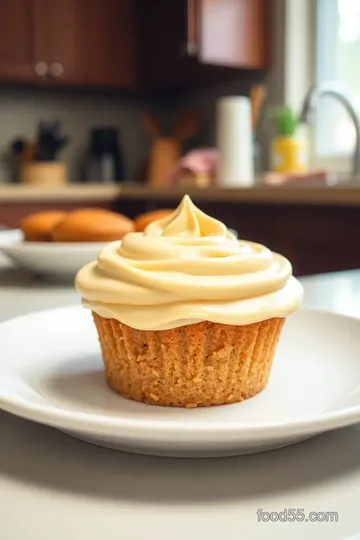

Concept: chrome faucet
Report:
left=299, top=82, right=360, bottom=176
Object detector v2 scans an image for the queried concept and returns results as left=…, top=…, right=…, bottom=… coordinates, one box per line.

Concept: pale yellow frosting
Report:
left=75, top=195, right=303, bottom=330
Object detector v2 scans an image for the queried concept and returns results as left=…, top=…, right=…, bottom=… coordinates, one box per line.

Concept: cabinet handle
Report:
left=34, top=61, right=48, bottom=77
left=184, top=0, right=199, bottom=56
left=49, top=63, right=64, bottom=78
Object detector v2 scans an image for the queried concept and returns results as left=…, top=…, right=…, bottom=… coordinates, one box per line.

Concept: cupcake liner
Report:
left=93, top=313, right=285, bottom=407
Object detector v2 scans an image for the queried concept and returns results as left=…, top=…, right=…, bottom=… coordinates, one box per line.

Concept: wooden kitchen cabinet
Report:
left=75, top=0, right=136, bottom=88
left=137, top=0, right=270, bottom=90
left=34, top=0, right=78, bottom=84
left=0, top=0, right=39, bottom=82
left=0, top=0, right=137, bottom=88
left=199, top=0, right=270, bottom=68
left=0, top=0, right=269, bottom=91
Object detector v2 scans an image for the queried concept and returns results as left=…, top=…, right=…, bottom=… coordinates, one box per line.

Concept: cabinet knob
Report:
left=34, top=61, right=48, bottom=77
left=49, top=63, right=64, bottom=78
left=181, top=42, right=198, bottom=56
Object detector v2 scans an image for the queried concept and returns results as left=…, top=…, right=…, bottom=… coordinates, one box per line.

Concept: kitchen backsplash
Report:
left=176, top=78, right=264, bottom=145
left=0, top=75, right=265, bottom=185
left=0, top=89, right=151, bottom=184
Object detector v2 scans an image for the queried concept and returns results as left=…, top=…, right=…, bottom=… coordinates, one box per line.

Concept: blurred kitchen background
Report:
left=2, top=0, right=360, bottom=276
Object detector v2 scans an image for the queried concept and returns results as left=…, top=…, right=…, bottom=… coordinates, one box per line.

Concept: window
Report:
left=316, top=0, right=360, bottom=158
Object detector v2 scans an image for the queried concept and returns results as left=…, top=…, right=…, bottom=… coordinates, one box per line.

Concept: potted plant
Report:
left=269, top=105, right=307, bottom=173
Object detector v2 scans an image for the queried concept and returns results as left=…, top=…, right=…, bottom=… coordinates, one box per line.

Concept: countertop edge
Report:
left=2, top=183, right=360, bottom=206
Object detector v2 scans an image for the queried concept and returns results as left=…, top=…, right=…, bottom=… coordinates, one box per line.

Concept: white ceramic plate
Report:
left=0, top=305, right=360, bottom=458
left=0, top=229, right=105, bottom=279
left=0, top=228, right=22, bottom=244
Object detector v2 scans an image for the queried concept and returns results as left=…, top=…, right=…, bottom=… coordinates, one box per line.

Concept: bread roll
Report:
left=20, top=211, right=66, bottom=242
left=52, top=208, right=134, bottom=242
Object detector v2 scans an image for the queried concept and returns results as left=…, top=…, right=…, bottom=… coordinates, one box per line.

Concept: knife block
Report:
left=20, top=162, right=68, bottom=186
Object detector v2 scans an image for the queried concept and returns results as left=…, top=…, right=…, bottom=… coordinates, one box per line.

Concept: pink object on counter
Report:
left=262, top=170, right=330, bottom=186
left=170, top=148, right=219, bottom=186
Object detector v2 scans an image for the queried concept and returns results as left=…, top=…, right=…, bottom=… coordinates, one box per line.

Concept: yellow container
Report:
left=271, top=136, right=307, bottom=173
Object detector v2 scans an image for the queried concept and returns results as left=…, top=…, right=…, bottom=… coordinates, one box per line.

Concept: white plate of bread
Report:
left=0, top=207, right=152, bottom=280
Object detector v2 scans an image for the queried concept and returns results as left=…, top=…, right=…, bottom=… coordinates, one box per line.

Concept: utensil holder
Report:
left=148, top=139, right=180, bottom=187
left=20, top=162, right=68, bottom=186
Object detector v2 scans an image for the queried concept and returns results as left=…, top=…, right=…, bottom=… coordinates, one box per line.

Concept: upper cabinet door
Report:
left=34, top=0, right=137, bottom=88
left=199, top=0, right=270, bottom=68
left=75, top=0, right=137, bottom=89
left=0, top=0, right=39, bottom=81
left=34, top=0, right=78, bottom=84
left=137, top=0, right=270, bottom=91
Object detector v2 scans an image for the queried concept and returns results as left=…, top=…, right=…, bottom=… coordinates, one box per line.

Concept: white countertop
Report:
left=1, top=252, right=360, bottom=539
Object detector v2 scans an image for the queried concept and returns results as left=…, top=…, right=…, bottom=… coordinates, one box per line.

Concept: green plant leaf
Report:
left=268, top=105, right=300, bottom=136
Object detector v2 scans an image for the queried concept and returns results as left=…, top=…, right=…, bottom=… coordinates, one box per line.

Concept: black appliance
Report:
left=85, top=127, right=124, bottom=183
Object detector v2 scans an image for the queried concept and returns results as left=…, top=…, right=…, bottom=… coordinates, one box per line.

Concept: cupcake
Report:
left=134, top=209, right=174, bottom=232
left=75, top=195, right=303, bottom=407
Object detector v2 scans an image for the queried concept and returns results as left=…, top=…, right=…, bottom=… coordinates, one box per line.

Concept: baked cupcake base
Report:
left=93, top=313, right=284, bottom=407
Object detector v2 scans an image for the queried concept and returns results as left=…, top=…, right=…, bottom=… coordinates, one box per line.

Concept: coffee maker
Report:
left=85, top=127, right=124, bottom=183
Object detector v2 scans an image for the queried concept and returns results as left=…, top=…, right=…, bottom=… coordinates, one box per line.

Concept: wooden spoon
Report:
left=250, top=85, right=267, bottom=132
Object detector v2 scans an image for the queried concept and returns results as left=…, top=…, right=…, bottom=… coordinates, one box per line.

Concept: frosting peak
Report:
left=145, top=194, right=234, bottom=239
left=75, top=195, right=303, bottom=330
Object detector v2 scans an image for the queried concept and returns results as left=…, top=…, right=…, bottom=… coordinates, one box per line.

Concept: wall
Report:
left=284, top=0, right=315, bottom=111
left=0, top=88, right=151, bottom=184
left=173, top=74, right=264, bottom=151
left=0, top=78, right=266, bottom=185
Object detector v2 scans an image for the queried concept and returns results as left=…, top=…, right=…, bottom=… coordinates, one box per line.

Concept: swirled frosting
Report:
left=75, top=195, right=303, bottom=330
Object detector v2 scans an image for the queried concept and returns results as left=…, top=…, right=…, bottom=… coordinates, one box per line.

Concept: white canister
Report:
left=216, top=96, right=254, bottom=187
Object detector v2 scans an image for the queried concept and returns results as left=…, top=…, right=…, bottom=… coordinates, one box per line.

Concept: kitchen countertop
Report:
left=0, top=183, right=121, bottom=203
left=2, top=256, right=360, bottom=539
left=3, top=181, right=360, bottom=206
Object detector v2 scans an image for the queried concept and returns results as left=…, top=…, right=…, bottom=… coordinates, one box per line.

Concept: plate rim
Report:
left=0, top=304, right=360, bottom=443
left=0, top=239, right=107, bottom=253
